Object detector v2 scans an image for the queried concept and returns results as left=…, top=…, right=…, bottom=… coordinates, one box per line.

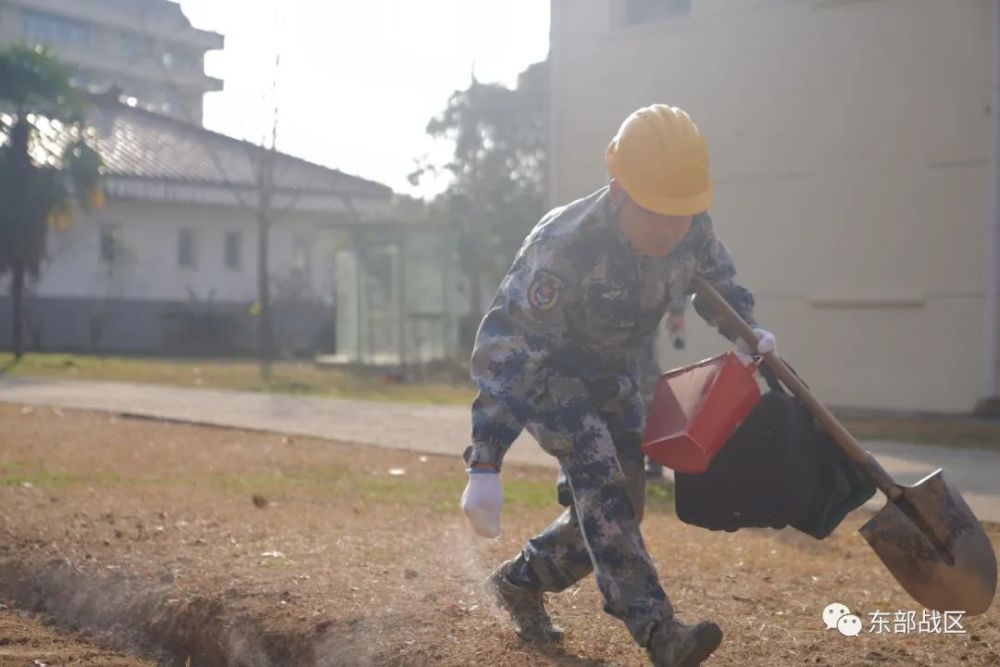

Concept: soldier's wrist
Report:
left=463, top=444, right=502, bottom=472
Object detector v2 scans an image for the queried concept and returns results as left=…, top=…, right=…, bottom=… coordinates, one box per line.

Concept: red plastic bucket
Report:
left=641, top=352, right=761, bottom=473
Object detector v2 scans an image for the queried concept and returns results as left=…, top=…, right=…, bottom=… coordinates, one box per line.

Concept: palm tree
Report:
left=0, top=45, right=104, bottom=357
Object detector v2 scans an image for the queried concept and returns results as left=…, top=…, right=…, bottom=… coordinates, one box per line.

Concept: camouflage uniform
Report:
left=638, top=300, right=685, bottom=478
left=638, top=303, right=686, bottom=404
left=466, top=186, right=755, bottom=647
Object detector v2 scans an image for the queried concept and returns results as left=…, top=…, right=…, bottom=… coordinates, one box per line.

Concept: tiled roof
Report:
left=10, top=94, right=393, bottom=199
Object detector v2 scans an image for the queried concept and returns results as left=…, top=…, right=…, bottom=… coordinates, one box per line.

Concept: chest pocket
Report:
left=636, top=254, right=696, bottom=338
left=582, top=278, right=636, bottom=343
left=635, top=276, right=667, bottom=331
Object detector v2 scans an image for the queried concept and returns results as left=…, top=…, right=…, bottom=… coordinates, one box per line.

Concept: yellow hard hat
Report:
left=605, top=104, right=712, bottom=216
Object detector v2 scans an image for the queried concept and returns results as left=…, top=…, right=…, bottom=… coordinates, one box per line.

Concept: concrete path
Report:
left=2, top=376, right=1000, bottom=521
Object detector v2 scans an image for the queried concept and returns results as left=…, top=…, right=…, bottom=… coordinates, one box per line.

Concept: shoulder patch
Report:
left=527, top=269, right=566, bottom=311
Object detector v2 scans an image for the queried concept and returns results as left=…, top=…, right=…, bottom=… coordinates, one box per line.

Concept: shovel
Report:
left=692, top=275, right=997, bottom=615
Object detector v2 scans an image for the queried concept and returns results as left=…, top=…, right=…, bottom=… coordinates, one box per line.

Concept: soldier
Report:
left=641, top=306, right=686, bottom=480
left=459, top=105, right=775, bottom=666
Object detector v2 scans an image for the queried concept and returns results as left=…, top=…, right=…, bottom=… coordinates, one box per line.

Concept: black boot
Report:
left=646, top=618, right=723, bottom=666
left=485, top=560, right=565, bottom=644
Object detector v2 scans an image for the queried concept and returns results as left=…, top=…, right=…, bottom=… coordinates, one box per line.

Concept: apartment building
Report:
left=0, top=0, right=222, bottom=123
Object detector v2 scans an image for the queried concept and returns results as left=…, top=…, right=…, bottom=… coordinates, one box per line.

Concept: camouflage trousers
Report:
left=504, top=374, right=673, bottom=647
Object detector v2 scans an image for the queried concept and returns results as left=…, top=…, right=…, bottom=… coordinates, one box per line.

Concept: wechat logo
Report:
left=823, top=602, right=862, bottom=637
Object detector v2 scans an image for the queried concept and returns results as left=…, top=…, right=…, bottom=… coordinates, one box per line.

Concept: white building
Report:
left=0, top=0, right=223, bottom=124
left=0, top=93, right=466, bottom=363
left=549, top=0, right=1000, bottom=413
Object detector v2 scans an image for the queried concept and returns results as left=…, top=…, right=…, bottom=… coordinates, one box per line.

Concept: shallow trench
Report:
left=0, top=558, right=373, bottom=667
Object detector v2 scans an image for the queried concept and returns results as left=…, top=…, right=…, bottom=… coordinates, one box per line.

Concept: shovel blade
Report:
left=859, top=469, right=997, bottom=615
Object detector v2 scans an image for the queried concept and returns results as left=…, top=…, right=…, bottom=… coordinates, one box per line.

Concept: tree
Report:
left=0, top=45, right=103, bottom=358
left=253, top=127, right=279, bottom=379
left=411, top=61, right=549, bottom=348
left=151, top=39, right=282, bottom=379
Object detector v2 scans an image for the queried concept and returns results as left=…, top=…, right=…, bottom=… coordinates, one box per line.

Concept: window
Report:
left=177, top=229, right=196, bottom=268
left=23, top=10, right=90, bottom=46
left=224, top=231, right=242, bottom=269
left=622, top=0, right=692, bottom=26
left=99, top=224, right=120, bottom=264
left=121, top=32, right=141, bottom=58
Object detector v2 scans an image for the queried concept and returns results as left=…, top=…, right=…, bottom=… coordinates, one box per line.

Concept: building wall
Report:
left=0, top=199, right=342, bottom=354
left=551, top=0, right=995, bottom=412
left=0, top=295, right=332, bottom=355
left=20, top=199, right=341, bottom=304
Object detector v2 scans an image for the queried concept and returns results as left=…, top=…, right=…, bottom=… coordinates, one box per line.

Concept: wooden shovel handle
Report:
left=691, top=275, right=901, bottom=498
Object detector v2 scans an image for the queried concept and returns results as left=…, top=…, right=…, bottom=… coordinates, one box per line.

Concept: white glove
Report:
left=461, top=470, right=502, bottom=538
left=734, top=327, right=776, bottom=365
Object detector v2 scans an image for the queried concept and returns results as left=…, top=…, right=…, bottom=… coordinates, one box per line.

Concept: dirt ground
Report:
left=0, top=605, right=152, bottom=666
left=1, top=403, right=999, bottom=666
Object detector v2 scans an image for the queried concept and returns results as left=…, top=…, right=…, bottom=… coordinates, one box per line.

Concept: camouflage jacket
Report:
left=467, top=187, right=756, bottom=469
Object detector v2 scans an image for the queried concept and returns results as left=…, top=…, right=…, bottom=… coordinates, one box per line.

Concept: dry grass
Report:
left=0, top=352, right=475, bottom=405
left=1, top=404, right=998, bottom=665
